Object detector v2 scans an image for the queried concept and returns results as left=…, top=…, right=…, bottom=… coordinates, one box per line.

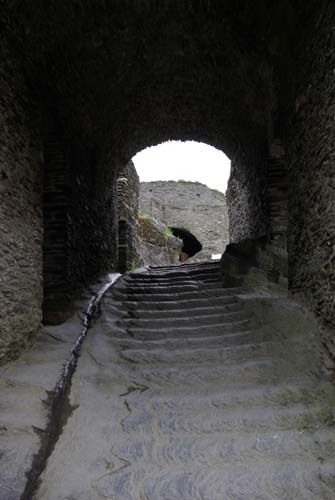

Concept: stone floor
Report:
left=1, top=262, right=335, bottom=499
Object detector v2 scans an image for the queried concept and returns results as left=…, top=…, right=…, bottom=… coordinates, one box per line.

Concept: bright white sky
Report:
left=132, top=140, right=231, bottom=193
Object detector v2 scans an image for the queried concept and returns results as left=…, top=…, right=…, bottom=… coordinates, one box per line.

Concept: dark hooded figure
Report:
left=169, top=227, right=202, bottom=262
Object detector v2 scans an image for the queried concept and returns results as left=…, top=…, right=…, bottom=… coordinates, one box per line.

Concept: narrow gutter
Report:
left=20, top=273, right=121, bottom=500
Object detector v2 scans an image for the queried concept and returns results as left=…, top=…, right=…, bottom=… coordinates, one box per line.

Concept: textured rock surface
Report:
left=137, top=215, right=182, bottom=267
left=9, top=260, right=333, bottom=500
left=140, top=181, right=229, bottom=261
left=286, top=3, right=335, bottom=340
left=227, top=152, right=269, bottom=244
left=43, top=137, right=119, bottom=325
left=0, top=37, right=43, bottom=363
left=117, top=161, right=139, bottom=272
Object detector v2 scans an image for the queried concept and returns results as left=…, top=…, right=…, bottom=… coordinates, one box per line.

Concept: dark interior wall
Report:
left=227, top=148, right=269, bottom=243
left=43, top=121, right=119, bottom=324
left=67, top=145, right=118, bottom=293
left=286, top=3, right=335, bottom=333
left=42, top=118, right=70, bottom=324
left=0, top=36, right=43, bottom=362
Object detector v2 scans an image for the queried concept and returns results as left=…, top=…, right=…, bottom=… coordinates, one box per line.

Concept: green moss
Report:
left=177, top=179, right=195, bottom=183
left=138, top=210, right=152, bottom=220
left=164, top=226, right=173, bottom=239
left=168, top=247, right=180, bottom=261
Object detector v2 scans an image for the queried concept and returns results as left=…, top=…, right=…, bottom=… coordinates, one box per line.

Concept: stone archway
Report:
left=0, top=1, right=334, bottom=362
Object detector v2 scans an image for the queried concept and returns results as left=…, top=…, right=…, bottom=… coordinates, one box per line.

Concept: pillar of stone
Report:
left=117, top=161, right=139, bottom=271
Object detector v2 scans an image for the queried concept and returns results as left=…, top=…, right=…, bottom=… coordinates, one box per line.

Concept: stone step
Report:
left=148, top=261, right=221, bottom=271
left=110, top=428, right=335, bottom=467
left=94, top=461, right=335, bottom=500
left=150, top=260, right=220, bottom=268
left=108, top=329, right=278, bottom=350
left=116, top=359, right=318, bottom=390
left=111, top=318, right=253, bottom=340
left=119, top=281, right=224, bottom=292
left=129, top=379, right=335, bottom=411
left=126, top=268, right=222, bottom=281
left=110, top=302, right=243, bottom=319
left=121, top=279, right=223, bottom=289
left=121, top=284, right=229, bottom=296
left=121, top=400, right=334, bottom=435
left=111, top=288, right=241, bottom=302
left=117, top=309, right=250, bottom=328
left=119, top=339, right=313, bottom=366
left=106, top=294, right=238, bottom=310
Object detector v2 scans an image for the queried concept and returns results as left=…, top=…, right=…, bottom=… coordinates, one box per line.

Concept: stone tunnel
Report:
left=2, top=0, right=334, bottom=359
left=1, top=1, right=335, bottom=498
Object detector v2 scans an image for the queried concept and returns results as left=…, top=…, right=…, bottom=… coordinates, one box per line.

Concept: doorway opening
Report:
left=116, top=140, right=231, bottom=270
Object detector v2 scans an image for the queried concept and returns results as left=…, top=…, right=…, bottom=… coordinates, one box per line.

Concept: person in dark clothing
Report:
left=169, top=227, right=202, bottom=262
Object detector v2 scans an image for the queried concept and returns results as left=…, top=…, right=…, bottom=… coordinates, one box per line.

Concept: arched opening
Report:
left=133, top=141, right=231, bottom=194
left=124, top=140, right=231, bottom=267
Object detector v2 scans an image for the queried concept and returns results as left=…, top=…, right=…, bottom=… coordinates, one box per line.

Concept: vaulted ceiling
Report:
left=3, top=0, right=317, bottom=160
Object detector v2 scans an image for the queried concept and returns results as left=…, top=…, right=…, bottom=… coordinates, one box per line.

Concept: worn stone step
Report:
left=110, top=428, right=335, bottom=467
left=93, top=461, right=335, bottom=500
left=121, top=359, right=319, bottom=390
left=107, top=328, right=280, bottom=350
left=111, top=286, right=241, bottom=301
left=117, top=309, right=250, bottom=328
left=149, top=261, right=221, bottom=271
left=119, top=339, right=314, bottom=366
left=110, top=302, right=243, bottom=319
left=120, top=400, right=334, bottom=435
left=126, top=268, right=222, bottom=281
left=119, top=281, right=224, bottom=292
left=150, top=260, right=220, bottom=269
left=110, top=318, right=253, bottom=340
left=116, top=283, right=202, bottom=294
left=106, top=294, right=238, bottom=310
left=131, top=379, right=335, bottom=411
left=120, top=284, right=228, bottom=296
left=124, top=276, right=223, bottom=288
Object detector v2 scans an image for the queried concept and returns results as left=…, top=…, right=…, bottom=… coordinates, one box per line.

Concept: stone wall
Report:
left=67, top=145, right=118, bottom=303
left=139, top=181, right=229, bottom=261
left=286, top=4, right=335, bottom=335
left=226, top=150, right=269, bottom=244
left=267, top=140, right=288, bottom=248
left=117, top=161, right=139, bottom=271
left=42, top=120, right=70, bottom=324
left=227, top=141, right=288, bottom=250
left=0, top=38, right=43, bottom=363
left=43, top=138, right=119, bottom=324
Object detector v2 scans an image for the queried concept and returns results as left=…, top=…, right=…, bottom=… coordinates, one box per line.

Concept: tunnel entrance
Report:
left=1, top=1, right=333, bottom=366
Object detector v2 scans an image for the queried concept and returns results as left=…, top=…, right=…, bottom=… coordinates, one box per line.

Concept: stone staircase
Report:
left=34, top=260, right=335, bottom=499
